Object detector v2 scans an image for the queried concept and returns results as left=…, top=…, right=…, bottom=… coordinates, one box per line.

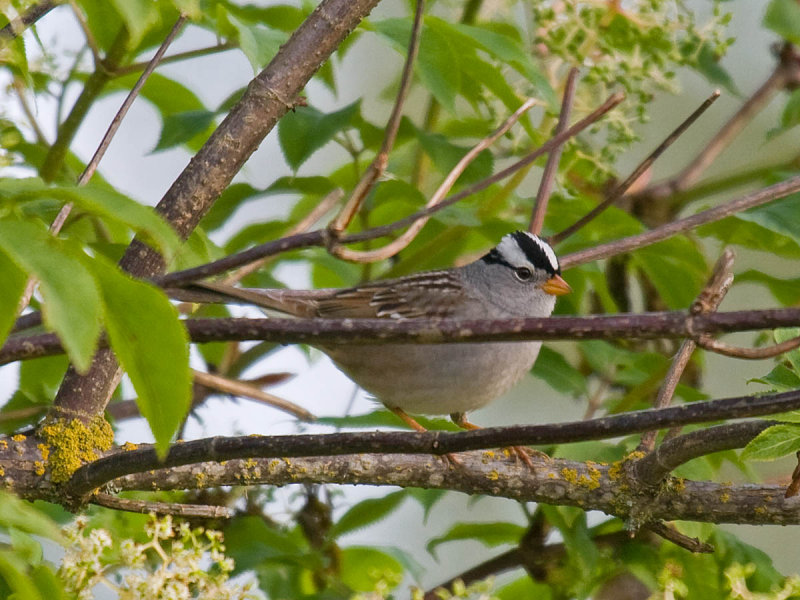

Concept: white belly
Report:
left=324, top=341, right=542, bottom=415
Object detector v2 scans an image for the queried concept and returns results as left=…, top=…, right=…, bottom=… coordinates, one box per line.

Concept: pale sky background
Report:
left=1, top=0, right=798, bottom=589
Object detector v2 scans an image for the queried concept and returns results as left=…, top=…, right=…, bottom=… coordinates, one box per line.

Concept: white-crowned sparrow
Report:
left=191, top=231, right=570, bottom=441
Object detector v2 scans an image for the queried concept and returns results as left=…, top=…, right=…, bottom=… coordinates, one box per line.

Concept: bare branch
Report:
left=5, top=308, right=800, bottom=366
left=560, top=174, right=800, bottom=268
left=155, top=92, right=625, bottom=288
left=328, top=0, right=424, bottom=234
left=638, top=44, right=800, bottom=201
left=529, top=67, right=578, bottom=235
left=92, top=492, right=233, bottom=518
left=331, top=97, right=537, bottom=262
left=638, top=249, right=735, bottom=451
left=634, top=421, right=772, bottom=486
left=0, top=0, right=59, bottom=42
left=112, top=42, right=237, bottom=76
left=694, top=332, right=800, bottom=359
left=645, top=522, right=714, bottom=553
left=64, top=387, right=800, bottom=499
left=550, top=90, right=720, bottom=245
left=192, top=370, right=315, bottom=422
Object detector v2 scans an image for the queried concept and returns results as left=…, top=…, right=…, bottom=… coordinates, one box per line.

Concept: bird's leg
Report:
left=388, top=406, right=461, bottom=467
left=450, top=412, right=538, bottom=468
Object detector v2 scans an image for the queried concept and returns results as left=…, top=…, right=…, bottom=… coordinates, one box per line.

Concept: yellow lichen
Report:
left=0, top=439, right=7, bottom=449
left=487, top=470, right=500, bottom=481
left=561, top=468, right=578, bottom=483
left=11, top=434, right=25, bottom=442
left=195, top=471, right=207, bottom=488
left=37, top=443, right=50, bottom=462
left=34, top=461, right=45, bottom=476
left=122, top=442, right=139, bottom=451
left=0, top=466, right=5, bottom=477
left=754, top=506, right=767, bottom=516
left=720, top=491, right=731, bottom=503
left=672, top=477, right=686, bottom=493
left=39, top=417, right=114, bottom=483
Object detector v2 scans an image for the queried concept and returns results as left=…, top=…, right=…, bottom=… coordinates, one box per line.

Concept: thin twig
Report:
left=12, top=78, right=47, bottom=144
left=154, top=92, right=624, bottom=286
left=331, top=98, right=537, bottom=262
left=694, top=333, right=800, bottom=359
left=550, top=90, right=720, bottom=245
left=193, top=370, right=315, bottom=422
left=645, top=522, right=714, bottom=553
left=112, top=42, right=237, bottom=76
left=328, top=0, right=424, bottom=234
left=92, top=492, right=233, bottom=518
left=529, top=67, right=578, bottom=235
left=68, top=0, right=102, bottom=66
left=0, top=0, right=59, bottom=42
left=560, top=174, right=800, bottom=268
left=639, top=46, right=800, bottom=201
left=16, top=15, right=188, bottom=314
left=224, top=188, right=344, bottom=284
left=634, top=421, right=773, bottom=486
left=638, top=249, right=735, bottom=452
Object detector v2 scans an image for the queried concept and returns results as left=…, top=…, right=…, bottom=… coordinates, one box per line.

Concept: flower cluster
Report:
left=58, top=514, right=262, bottom=600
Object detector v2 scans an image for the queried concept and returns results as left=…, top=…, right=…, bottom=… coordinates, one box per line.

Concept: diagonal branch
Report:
left=46, top=0, right=383, bottom=425
left=550, top=90, right=720, bottom=245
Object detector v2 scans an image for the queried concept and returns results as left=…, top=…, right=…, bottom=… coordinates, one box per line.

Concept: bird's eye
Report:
left=514, top=267, right=533, bottom=281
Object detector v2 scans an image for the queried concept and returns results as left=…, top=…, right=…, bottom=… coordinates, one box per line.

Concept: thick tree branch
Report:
left=47, top=0, right=383, bottom=424
left=61, top=387, right=800, bottom=498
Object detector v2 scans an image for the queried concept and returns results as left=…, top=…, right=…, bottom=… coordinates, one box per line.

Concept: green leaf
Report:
left=632, top=237, right=707, bottom=309
left=750, top=364, right=800, bottom=393
left=331, top=491, right=406, bottom=538
left=404, top=488, right=447, bottom=523
left=0, top=218, right=101, bottom=372
left=695, top=42, right=739, bottom=96
left=414, top=129, right=494, bottom=184
left=29, top=565, right=67, bottom=600
left=742, top=423, right=800, bottom=461
left=339, top=547, right=403, bottom=592
left=108, top=0, right=159, bottom=47
left=104, top=72, right=205, bottom=117
left=224, top=516, right=304, bottom=573
left=153, top=109, right=216, bottom=152
left=497, top=576, right=554, bottom=600
left=222, top=10, right=287, bottom=72
left=277, top=103, right=360, bottom=170
left=781, top=89, right=800, bottom=131
left=532, top=347, right=587, bottom=396
left=0, top=551, right=44, bottom=600
left=9, top=529, right=42, bottom=566
left=426, top=522, right=525, bottom=557
left=92, top=259, right=191, bottom=457
left=737, top=270, right=800, bottom=305
left=0, top=249, right=26, bottom=348
left=764, top=0, right=800, bottom=44
left=0, top=491, right=64, bottom=543
left=372, top=18, right=460, bottom=113
left=775, top=328, right=800, bottom=376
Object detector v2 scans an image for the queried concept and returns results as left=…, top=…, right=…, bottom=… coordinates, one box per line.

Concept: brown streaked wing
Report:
left=314, top=271, right=474, bottom=319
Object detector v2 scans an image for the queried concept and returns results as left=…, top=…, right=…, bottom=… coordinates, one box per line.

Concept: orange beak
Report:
left=540, top=274, right=571, bottom=296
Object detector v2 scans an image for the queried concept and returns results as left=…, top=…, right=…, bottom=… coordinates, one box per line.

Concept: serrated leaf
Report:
left=277, top=103, right=360, bottom=170
left=331, top=491, right=406, bottom=538
left=224, top=516, right=303, bottom=573
left=742, top=423, right=800, bottom=461
left=632, top=237, right=707, bottom=309
left=0, top=219, right=101, bottom=372
left=92, top=259, right=191, bottom=457
left=404, top=488, right=446, bottom=524
left=415, top=129, right=493, bottom=184
left=222, top=10, right=287, bottom=72
left=764, top=0, right=800, bottom=45
left=749, top=364, right=800, bottom=393
left=695, top=42, right=739, bottom=96
left=427, top=522, right=525, bottom=557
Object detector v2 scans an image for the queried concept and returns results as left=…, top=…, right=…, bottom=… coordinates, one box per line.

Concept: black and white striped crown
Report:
left=482, top=231, right=560, bottom=275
